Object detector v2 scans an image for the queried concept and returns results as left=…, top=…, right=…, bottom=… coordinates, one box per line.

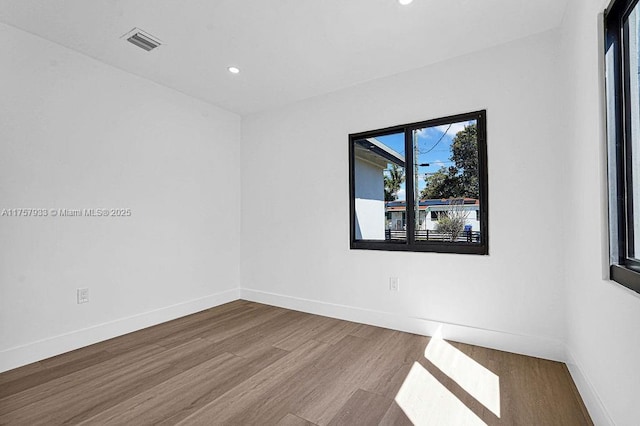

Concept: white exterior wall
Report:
left=354, top=157, right=386, bottom=240
left=422, top=207, right=480, bottom=232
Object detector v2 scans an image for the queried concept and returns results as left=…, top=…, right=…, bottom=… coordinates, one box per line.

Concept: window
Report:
left=349, top=110, right=488, bottom=254
left=606, top=0, right=640, bottom=294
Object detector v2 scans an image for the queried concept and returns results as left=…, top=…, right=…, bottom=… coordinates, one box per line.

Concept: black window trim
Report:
left=349, top=110, right=489, bottom=255
left=605, top=0, right=640, bottom=294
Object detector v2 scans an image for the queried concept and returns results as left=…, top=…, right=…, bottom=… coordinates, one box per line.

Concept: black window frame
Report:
left=605, top=0, right=640, bottom=294
left=349, top=110, right=489, bottom=255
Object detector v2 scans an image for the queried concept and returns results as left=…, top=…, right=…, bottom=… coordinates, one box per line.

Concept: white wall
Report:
left=241, top=30, right=568, bottom=361
left=561, top=1, right=640, bottom=424
left=354, top=157, right=385, bottom=240
left=0, top=23, right=241, bottom=372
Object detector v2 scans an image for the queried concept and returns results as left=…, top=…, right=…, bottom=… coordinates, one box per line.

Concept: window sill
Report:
left=351, top=240, right=488, bottom=255
left=610, top=264, right=640, bottom=295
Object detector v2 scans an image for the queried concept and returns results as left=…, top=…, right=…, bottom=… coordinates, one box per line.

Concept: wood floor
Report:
left=0, top=300, right=592, bottom=425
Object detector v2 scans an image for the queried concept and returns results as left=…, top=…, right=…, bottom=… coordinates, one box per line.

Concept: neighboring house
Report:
left=353, top=138, right=405, bottom=240
left=386, top=198, right=480, bottom=232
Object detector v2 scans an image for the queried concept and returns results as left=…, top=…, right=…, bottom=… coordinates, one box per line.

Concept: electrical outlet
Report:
left=389, top=277, right=400, bottom=292
left=77, top=288, right=89, bottom=304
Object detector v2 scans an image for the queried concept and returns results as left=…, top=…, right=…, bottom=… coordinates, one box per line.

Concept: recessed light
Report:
left=398, top=0, right=413, bottom=5
left=228, top=66, right=240, bottom=74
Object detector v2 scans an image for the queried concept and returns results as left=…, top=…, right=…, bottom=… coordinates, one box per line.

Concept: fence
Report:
left=385, top=229, right=481, bottom=243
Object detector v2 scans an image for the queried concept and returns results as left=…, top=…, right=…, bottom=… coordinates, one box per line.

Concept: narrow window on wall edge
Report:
left=605, top=0, right=640, bottom=294
left=349, top=110, right=488, bottom=255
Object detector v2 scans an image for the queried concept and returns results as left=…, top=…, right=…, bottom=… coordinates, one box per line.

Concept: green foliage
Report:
left=451, top=124, right=479, bottom=199
left=420, top=166, right=462, bottom=200
left=384, top=164, right=405, bottom=201
left=420, top=124, right=479, bottom=200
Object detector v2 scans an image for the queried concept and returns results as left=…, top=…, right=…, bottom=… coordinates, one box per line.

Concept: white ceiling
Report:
left=0, top=0, right=568, bottom=116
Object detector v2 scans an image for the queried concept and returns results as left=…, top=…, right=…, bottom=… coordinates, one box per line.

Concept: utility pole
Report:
left=414, top=130, right=420, bottom=231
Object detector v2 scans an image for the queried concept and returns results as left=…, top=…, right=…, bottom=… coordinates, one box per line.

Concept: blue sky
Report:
left=378, top=120, right=475, bottom=199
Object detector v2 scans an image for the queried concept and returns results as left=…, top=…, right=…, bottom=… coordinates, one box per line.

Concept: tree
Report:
left=420, top=124, right=479, bottom=200
left=435, top=199, right=470, bottom=242
left=451, top=124, right=479, bottom=199
left=420, top=166, right=462, bottom=200
left=384, top=164, right=405, bottom=201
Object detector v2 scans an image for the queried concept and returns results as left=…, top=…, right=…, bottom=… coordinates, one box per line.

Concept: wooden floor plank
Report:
left=1, top=339, right=215, bottom=424
left=379, top=401, right=416, bottom=426
left=327, top=388, right=393, bottom=426
left=271, top=314, right=339, bottom=351
left=78, top=352, right=243, bottom=425
left=0, top=343, right=166, bottom=416
left=0, top=349, right=114, bottom=399
left=155, top=345, right=290, bottom=426
left=359, top=331, right=430, bottom=398
left=176, top=339, right=332, bottom=425
left=289, top=334, right=386, bottom=425
left=276, top=413, right=318, bottom=426
left=0, top=301, right=593, bottom=426
left=209, top=309, right=313, bottom=358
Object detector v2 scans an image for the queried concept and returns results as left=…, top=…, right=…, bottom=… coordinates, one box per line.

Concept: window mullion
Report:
left=477, top=112, right=489, bottom=247
left=622, top=19, right=636, bottom=259
left=405, top=127, right=416, bottom=246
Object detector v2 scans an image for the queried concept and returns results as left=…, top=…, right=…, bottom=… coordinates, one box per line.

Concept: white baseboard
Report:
left=0, top=288, right=240, bottom=373
left=240, top=288, right=566, bottom=362
left=565, top=348, right=614, bottom=426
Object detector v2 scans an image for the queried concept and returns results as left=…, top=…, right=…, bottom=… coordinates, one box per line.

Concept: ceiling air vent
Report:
left=122, top=28, right=162, bottom=52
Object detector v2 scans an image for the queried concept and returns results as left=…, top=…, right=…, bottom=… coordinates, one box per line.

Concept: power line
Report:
left=418, top=124, right=452, bottom=155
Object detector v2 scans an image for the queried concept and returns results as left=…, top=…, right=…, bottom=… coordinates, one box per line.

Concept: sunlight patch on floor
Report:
left=395, top=361, right=487, bottom=425
left=424, top=335, right=501, bottom=417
